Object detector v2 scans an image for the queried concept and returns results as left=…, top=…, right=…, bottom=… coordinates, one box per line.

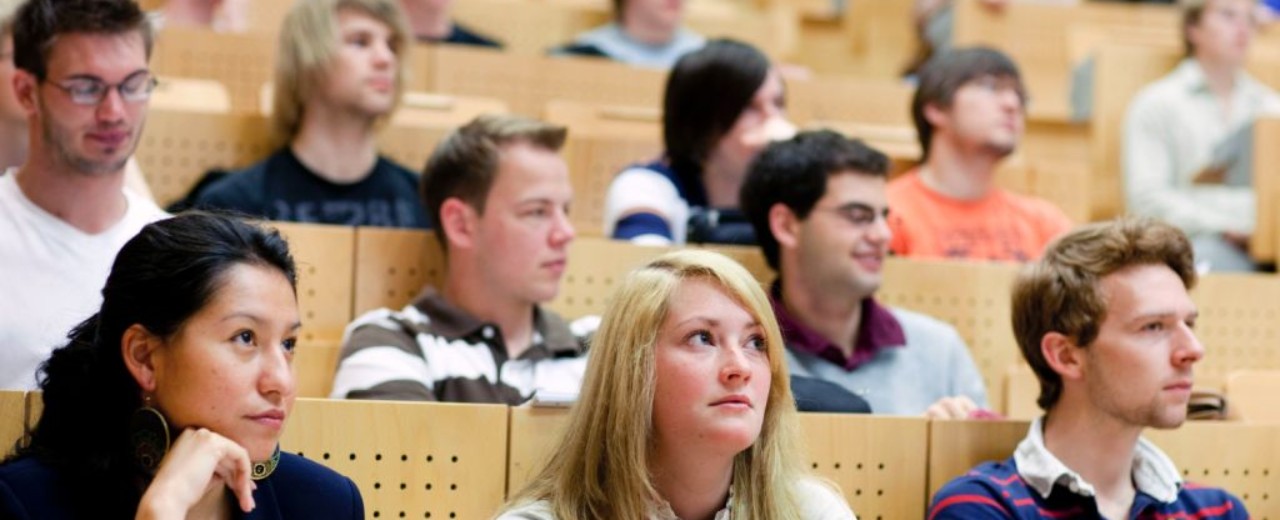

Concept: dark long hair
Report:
left=9, top=212, right=297, bottom=515
left=663, top=39, right=773, bottom=192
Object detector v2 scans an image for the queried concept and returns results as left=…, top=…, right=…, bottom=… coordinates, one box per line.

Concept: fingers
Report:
left=924, top=396, right=979, bottom=420
left=141, top=428, right=258, bottom=517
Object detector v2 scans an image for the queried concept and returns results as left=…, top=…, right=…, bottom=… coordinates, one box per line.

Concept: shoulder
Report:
left=195, top=153, right=276, bottom=206
left=793, top=477, right=856, bottom=519
left=995, top=190, right=1072, bottom=226
left=0, top=457, right=70, bottom=519
left=374, top=157, right=419, bottom=183
left=1172, top=483, right=1249, bottom=518
left=495, top=500, right=557, bottom=520
left=929, top=461, right=1023, bottom=518
left=261, top=453, right=363, bottom=518
left=889, top=307, right=964, bottom=343
left=1127, top=66, right=1188, bottom=117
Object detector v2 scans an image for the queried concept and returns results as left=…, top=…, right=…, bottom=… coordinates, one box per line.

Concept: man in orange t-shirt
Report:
left=888, top=47, right=1071, bottom=262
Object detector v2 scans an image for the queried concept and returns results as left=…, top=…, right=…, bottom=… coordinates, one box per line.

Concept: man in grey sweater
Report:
left=740, top=129, right=988, bottom=417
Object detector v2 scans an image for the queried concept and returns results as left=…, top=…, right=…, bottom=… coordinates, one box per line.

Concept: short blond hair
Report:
left=1181, top=0, right=1257, bottom=56
left=271, top=0, right=410, bottom=144
left=502, top=250, right=815, bottom=520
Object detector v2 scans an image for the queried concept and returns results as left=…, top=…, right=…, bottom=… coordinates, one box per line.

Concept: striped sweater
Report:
left=330, top=288, right=596, bottom=404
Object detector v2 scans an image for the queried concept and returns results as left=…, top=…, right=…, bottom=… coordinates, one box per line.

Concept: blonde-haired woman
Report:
left=498, top=250, right=855, bottom=520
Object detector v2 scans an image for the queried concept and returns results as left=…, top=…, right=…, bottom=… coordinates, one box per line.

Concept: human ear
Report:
left=1040, top=331, right=1084, bottom=382
left=768, top=203, right=800, bottom=250
left=439, top=198, right=477, bottom=251
left=121, top=324, right=161, bottom=393
left=12, top=70, right=38, bottom=117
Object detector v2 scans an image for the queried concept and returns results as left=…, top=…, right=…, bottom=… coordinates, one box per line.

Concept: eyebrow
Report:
left=220, top=313, right=303, bottom=331
left=1125, top=309, right=1199, bottom=325
left=61, top=69, right=150, bottom=82
left=673, top=316, right=763, bottom=330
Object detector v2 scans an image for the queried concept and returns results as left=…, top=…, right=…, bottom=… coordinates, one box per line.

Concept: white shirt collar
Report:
left=1014, top=417, right=1183, bottom=504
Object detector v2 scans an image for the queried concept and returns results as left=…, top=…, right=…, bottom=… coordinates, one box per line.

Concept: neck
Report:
left=15, top=152, right=127, bottom=234
left=650, top=444, right=734, bottom=520
left=620, top=14, right=677, bottom=46
left=779, top=270, right=864, bottom=357
left=1042, top=403, right=1142, bottom=509
left=442, top=262, right=536, bottom=359
left=402, top=1, right=453, bottom=40
left=919, top=140, right=1001, bottom=201
left=700, top=160, right=743, bottom=209
left=1194, top=56, right=1240, bottom=101
left=290, top=104, right=380, bottom=184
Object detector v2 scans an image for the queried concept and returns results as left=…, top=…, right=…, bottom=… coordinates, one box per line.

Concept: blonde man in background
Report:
left=155, top=0, right=249, bottom=32
left=194, top=0, right=429, bottom=228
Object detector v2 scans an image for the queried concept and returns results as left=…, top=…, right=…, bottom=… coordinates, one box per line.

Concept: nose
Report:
left=373, top=40, right=396, bottom=68
left=259, top=343, right=296, bottom=401
left=718, top=344, right=753, bottom=387
left=866, top=214, right=892, bottom=245
left=549, top=206, right=576, bottom=248
left=1173, top=323, right=1205, bottom=367
left=95, top=87, right=127, bottom=123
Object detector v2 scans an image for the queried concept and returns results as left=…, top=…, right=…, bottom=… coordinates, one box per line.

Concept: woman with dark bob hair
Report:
left=0, top=212, right=363, bottom=519
left=603, top=39, right=796, bottom=246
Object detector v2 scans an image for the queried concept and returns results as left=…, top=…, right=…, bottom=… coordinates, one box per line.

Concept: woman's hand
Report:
left=135, top=428, right=257, bottom=520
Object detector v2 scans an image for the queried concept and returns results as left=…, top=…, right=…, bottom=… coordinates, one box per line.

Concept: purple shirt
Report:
left=770, top=281, right=907, bottom=371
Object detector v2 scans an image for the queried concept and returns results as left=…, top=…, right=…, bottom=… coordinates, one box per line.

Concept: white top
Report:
left=0, top=170, right=167, bottom=390
left=497, top=477, right=856, bottom=519
left=1014, top=417, right=1182, bottom=503
left=602, top=165, right=690, bottom=246
left=1123, top=59, right=1280, bottom=236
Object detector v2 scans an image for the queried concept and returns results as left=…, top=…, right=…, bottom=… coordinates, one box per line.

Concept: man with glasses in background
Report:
left=740, top=129, right=990, bottom=418
left=0, top=0, right=166, bottom=390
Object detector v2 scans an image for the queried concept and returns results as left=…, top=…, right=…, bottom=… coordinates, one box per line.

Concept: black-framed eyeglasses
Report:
left=47, top=70, right=158, bottom=106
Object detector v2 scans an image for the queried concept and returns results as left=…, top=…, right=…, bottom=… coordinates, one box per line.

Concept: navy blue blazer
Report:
left=0, top=452, right=363, bottom=519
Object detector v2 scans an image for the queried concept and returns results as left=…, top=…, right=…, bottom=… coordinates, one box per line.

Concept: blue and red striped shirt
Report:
left=929, top=419, right=1247, bottom=519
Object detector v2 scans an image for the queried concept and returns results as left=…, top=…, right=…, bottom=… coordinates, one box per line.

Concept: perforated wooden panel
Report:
left=1252, top=118, right=1280, bottom=261
left=799, top=414, right=928, bottom=520
left=877, top=258, right=1022, bottom=412
left=376, top=124, right=452, bottom=176
left=1191, top=274, right=1280, bottom=385
left=506, top=409, right=919, bottom=517
left=353, top=228, right=442, bottom=318
left=151, top=77, right=231, bottom=114
left=0, top=390, right=26, bottom=459
left=926, top=419, right=1030, bottom=498
left=562, top=135, right=662, bottom=237
left=1226, top=370, right=1280, bottom=423
left=293, top=341, right=342, bottom=399
left=696, top=243, right=774, bottom=287
left=452, top=0, right=607, bottom=56
left=1146, top=422, right=1280, bottom=520
left=281, top=399, right=509, bottom=520
left=789, top=77, right=914, bottom=127
left=271, top=222, right=356, bottom=346
left=506, top=406, right=571, bottom=497
left=134, top=110, right=274, bottom=207
left=1090, top=43, right=1179, bottom=219
left=425, top=46, right=663, bottom=117
left=547, top=238, right=674, bottom=319
left=150, top=28, right=277, bottom=114
left=1002, top=364, right=1041, bottom=421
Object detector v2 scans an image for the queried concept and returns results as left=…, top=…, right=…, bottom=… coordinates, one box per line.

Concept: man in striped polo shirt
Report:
left=929, top=218, right=1247, bottom=519
left=330, top=114, right=594, bottom=404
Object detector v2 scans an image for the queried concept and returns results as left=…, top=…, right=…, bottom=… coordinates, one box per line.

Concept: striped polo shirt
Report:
left=928, top=418, right=1247, bottom=519
left=330, top=288, right=596, bottom=404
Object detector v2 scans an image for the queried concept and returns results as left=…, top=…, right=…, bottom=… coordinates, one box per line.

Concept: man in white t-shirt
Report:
left=0, top=0, right=167, bottom=390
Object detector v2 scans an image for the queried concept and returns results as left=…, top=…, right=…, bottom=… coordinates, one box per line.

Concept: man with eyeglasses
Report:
left=1124, top=0, right=1280, bottom=273
left=887, top=46, right=1072, bottom=262
left=739, top=129, right=989, bottom=417
left=0, top=0, right=166, bottom=391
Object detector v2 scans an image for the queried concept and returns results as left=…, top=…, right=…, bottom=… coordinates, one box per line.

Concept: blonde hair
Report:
left=504, top=249, right=810, bottom=520
left=271, top=0, right=410, bottom=145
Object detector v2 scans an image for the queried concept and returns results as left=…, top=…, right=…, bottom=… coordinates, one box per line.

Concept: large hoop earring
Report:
left=252, top=444, right=281, bottom=481
left=130, top=400, right=170, bottom=474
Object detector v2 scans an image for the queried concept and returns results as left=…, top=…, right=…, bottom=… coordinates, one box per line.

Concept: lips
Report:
left=248, top=409, right=286, bottom=429
left=87, top=131, right=129, bottom=148
left=368, top=77, right=394, bottom=92
left=543, top=259, right=567, bottom=275
left=853, top=252, right=883, bottom=272
left=710, top=394, right=753, bottom=409
left=1163, top=380, right=1194, bottom=394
